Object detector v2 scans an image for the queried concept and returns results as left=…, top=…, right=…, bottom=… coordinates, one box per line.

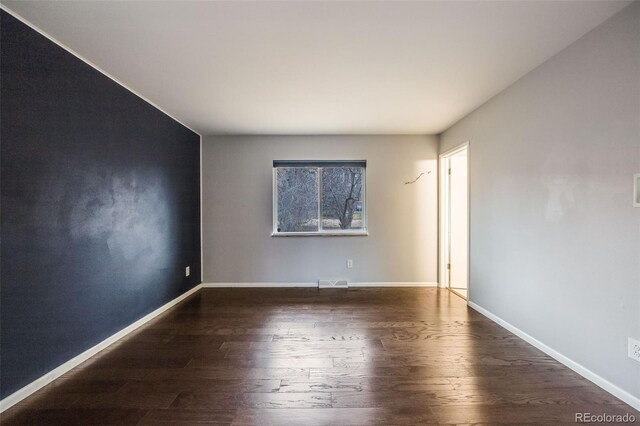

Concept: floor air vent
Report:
left=318, top=280, right=349, bottom=289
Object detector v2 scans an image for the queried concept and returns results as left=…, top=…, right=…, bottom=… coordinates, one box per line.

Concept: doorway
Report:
left=440, top=143, right=469, bottom=300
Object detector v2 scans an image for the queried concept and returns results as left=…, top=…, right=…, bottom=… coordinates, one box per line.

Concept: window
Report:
left=273, top=160, right=367, bottom=236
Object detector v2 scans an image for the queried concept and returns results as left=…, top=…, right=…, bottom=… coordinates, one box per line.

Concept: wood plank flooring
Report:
left=2, top=288, right=638, bottom=425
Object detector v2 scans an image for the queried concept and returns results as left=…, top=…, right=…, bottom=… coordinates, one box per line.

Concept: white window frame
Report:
left=272, top=163, right=368, bottom=237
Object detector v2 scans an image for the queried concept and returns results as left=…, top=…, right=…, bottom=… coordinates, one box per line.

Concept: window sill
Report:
left=272, top=231, right=369, bottom=237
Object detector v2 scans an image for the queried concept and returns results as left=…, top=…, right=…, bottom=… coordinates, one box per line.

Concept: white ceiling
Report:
left=2, top=1, right=631, bottom=135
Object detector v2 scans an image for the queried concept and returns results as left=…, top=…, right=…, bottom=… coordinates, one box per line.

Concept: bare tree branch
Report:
left=404, top=170, right=431, bottom=185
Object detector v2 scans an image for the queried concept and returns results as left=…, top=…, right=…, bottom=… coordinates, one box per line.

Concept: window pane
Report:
left=321, top=167, right=365, bottom=230
left=276, top=167, right=319, bottom=232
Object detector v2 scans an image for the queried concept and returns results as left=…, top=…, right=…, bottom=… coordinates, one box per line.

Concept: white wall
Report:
left=202, top=135, right=438, bottom=284
left=441, top=3, right=640, bottom=401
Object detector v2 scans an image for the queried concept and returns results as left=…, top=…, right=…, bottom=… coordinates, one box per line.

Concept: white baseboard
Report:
left=467, top=301, right=640, bottom=412
left=202, top=282, right=438, bottom=288
left=0, top=284, right=203, bottom=413
left=202, top=282, right=317, bottom=288
left=349, top=282, right=438, bottom=287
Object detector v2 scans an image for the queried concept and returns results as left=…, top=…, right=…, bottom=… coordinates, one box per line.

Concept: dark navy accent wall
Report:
left=0, top=10, right=201, bottom=398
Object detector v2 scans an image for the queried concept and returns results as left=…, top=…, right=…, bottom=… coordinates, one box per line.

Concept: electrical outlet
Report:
left=629, top=337, right=640, bottom=363
left=347, top=259, right=353, bottom=268
left=185, top=266, right=190, bottom=277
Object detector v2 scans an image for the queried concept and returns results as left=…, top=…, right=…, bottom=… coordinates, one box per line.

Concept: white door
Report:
left=448, top=150, right=468, bottom=294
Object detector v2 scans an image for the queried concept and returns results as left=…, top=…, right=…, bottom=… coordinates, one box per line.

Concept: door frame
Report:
left=439, top=141, right=470, bottom=300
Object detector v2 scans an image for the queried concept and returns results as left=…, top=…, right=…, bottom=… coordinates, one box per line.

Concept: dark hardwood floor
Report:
left=2, top=288, right=638, bottom=425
